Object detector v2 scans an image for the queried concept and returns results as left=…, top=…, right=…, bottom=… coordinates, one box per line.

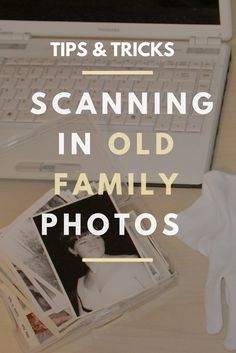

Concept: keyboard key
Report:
left=163, top=60, right=176, bottom=69
left=135, top=59, right=148, bottom=67
left=125, top=114, right=141, bottom=126
left=56, top=67, right=72, bottom=79
left=2, top=78, right=18, bottom=89
left=29, top=67, right=44, bottom=78
left=197, top=81, right=211, bottom=91
left=189, top=61, right=201, bottom=69
left=59, top=78, right=75, bottom=90
left=30, top=58, right=54, bottom=65
left=118, top=79, right=133, bottom=91
left=186, top=116, right=204, bottom=132
left=110, top=113, right=127, bottom=125
left=1, top=88, right=16, bottom=99
left=108, top=59, right=123, bottom=67
left=71, top=67, right=82, bottom=77
left=42, top=67, right=58, bottom=79
left=5, top=58, right=22, bottom=65
left=3, top=98, right=19, bottom=111
left=16, top=78, right=32, bottom=89
left=159, top=70, right=173, bottom=81
left=1, top=111, right=18, bottom=122
left=0, top=98, right=7, bottom=107
left=173, top=70, right=197, bottom=81
left=103, top=80, right=117, bottom=91
left=155, top=116, right=172, bottom=131
left=84, top=58, right=96, bottom=66
left=178, top=81, right=195, bottom=91
left=177, top=61, right=189, bottom=69
left=18, top=98, right=31, bottom=111
left=198, top=70, right=213, bottom=82
left=74, top=78, right=90, bottom=90
left=201, top=61, right=215, bottom=70
left=44, top=89, right=57, bottom=100
left=16, top=88, right=30, bottom=99
left=133, top=80, right=148, bottom=91
left=162, top=81, right=178, bottom=92
left=15, top=67, right=30, bottom=79
left=96, top=115, right=110, bottom=125
left=31, top=78, right=45, bottom=90
left=139, top=115, right=156, bottom=127
left=148, top=81, right=163, bottom=92
left=88, top=79, right=104, bottom=90
left=146, top=59, right=160, bottom=68
left=0, top=66, right=16, bottom=77
left=94, top=59, right=109, bottom=67
left=44, top=78, right=60, bottom=89
left=171, top=116, right=187, bottom=131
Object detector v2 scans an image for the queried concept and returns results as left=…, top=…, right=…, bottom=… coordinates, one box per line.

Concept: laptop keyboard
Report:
left=0, top=57, right=214, bottom=132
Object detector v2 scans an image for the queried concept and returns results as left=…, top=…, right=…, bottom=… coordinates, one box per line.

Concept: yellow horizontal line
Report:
left=82, top=70, right=153, bottom=76
left=82, top=258, right=153, bottom=263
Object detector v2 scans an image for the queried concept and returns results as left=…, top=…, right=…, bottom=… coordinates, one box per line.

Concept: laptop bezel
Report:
left=0, top=0, right=232, bottom=41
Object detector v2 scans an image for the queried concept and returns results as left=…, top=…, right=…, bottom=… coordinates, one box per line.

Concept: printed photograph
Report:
left=14, top=265, right=52, bottom=313
left=33, top=192, right=155, bottom=316
left=25, top=309, right=73, bottom=344
left=37, top=195, right=67, bottom=213
left=26, top=313, right=53, bottom=344
left=0, top=195, right=78, bottom=318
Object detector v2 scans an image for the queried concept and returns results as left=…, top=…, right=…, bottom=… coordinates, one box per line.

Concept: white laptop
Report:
left=0, top=0, right=232, bottom=186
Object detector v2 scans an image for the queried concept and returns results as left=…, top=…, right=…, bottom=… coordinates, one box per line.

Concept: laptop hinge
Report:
left=190, top=36, right=221, bottom=46
left=0, top=32, right=31, bottom=42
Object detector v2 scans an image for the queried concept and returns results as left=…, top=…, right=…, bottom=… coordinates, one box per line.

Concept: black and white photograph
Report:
left=13, top=265, right=52, bottom=313
left=37, top=195, right=68, bottom=213
left=0, top=194, right=78, bottom=318
left=33, top=192, right=155, bottom=317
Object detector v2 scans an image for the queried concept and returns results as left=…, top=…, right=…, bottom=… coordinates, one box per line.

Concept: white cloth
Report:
left=177, top=170, right=236, bottom=350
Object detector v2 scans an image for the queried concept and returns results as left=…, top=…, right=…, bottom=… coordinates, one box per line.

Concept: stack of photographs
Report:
left=0, top=187, right=174, bottom=352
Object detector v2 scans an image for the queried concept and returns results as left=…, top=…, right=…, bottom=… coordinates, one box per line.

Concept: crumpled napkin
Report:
left=177, top=170, right=236, bottom=350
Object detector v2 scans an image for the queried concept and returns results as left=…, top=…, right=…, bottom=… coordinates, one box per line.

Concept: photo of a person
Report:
left=67, top=231, right=154, bottom=314
left=33, top=192, right=156, bottom=317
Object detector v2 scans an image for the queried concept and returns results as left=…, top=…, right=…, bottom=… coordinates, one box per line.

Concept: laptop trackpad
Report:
left=0, top=124, right=116, bottom=181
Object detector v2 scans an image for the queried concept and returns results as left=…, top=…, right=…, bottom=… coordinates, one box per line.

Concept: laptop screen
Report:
left=0, top=0, right=220, bottom=25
